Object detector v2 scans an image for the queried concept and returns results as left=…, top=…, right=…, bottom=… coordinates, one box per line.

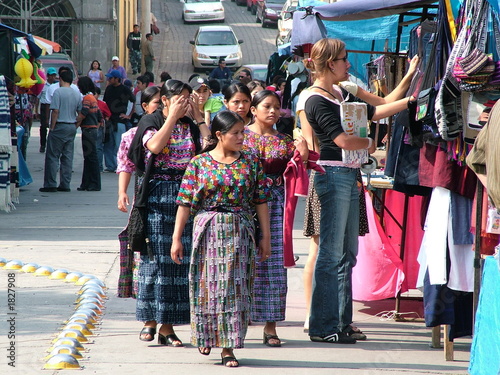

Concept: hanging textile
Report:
left=0, top=75, right=14, bottom=212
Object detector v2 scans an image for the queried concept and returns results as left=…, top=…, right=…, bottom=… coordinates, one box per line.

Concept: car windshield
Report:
left=196, top=31, right=237, bottom=46
left=185, top=0, right=220, bottom=2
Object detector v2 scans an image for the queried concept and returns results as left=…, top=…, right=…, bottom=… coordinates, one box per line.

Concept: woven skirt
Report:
left=190, top=211, right=255, bottom=349
left=136, top=179, right=191, bottom=324
left=251, top=184, right=287, bottom=322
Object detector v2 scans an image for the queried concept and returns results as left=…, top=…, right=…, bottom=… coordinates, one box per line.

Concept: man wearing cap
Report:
left=107, top=56, right=127, bottom=82
left=38, top=67, right=57, bottom=152
left=189, top=75, right=222, bottom=125
left=103, top=70, right=135, bottom=172
left=209, top=58, right=232, bottom=82
left=45, top=66, right=81, bottom=105
left=127, top=25, right=142, bottom=75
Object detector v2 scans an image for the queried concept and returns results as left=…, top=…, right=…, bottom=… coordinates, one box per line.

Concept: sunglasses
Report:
left=333, top=52, right=349, bottom=62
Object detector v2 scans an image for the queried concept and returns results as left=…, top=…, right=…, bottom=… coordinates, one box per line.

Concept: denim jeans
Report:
left=102, top=122, right=125, bottom=172
left=309, top=166, right=360, bottom=337
left=96, top=126, right=104, bottom=171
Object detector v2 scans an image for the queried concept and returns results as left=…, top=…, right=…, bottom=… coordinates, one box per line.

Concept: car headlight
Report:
left=266, top=9, right=277, bottom=15
left=196, top=53, right=210, bottom=59
left=226, top=52, right=239, bottom=59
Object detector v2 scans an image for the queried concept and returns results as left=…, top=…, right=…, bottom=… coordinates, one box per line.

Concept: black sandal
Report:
left=158, top=333, right=183, bottom=347
left=263, top=331, right=281, bottom=347
left=139, top=326, right=156, bottom=342
left=221, top=354, right=239, bottom=367
left=198, top=347, right=211, bottom=356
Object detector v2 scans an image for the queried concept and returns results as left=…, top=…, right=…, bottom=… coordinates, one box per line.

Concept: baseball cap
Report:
left=46, top=67, right=57, bottom=75
left=105, top=70, right=122, bottom=79
left=189, top=76, right=209, bottom=91
left=123, top=79, right=132, bottom=88
left=112, top=56, right=119, bottom=61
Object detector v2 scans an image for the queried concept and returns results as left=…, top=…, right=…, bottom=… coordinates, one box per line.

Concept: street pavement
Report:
left=1, top=1, right=471, bottom=373
left=0, top=132, right=471, bottom=374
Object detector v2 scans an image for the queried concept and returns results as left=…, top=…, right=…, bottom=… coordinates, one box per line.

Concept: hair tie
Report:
left=307, top=58, right=312, bottom=62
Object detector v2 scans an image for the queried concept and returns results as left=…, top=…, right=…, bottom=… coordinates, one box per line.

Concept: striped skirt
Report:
left=251, top=184, right=287, bottom=322
left=190, top=211, right=255, bottom=349
left=136, top=179, right=191, bottom=324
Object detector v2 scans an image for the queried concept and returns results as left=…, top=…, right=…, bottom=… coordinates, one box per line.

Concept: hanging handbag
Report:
left=127, top=153, right=156, bottom=259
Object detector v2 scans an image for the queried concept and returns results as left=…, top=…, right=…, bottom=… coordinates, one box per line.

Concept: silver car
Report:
left=182, top=0, right=225, bottom=24
left=190, top=25, right=243, bottom=71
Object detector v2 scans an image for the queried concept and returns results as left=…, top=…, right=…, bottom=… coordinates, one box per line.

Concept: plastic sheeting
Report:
left=353, top=192, right=405, bottom=301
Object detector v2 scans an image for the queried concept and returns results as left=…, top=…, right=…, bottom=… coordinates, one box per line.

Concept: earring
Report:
left=331, top=68, right=336, bottom=73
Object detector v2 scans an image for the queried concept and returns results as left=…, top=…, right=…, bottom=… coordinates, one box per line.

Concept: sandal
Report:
left=198, top=347, right=211, bottom=356
left=221, top=354, right=239, bottom=367
left=158, top=333, right=183, bottom=347
left=263, top=331, right=281, bottom=347
left=139, top=326, right=156, bottom=342
left=310, top=332, right=356, bottom=344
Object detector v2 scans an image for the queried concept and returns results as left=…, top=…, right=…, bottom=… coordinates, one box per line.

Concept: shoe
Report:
left=221, top=354, right=239, bottom=367
left=198, top=347, right=211, bottom=356
left=77, top=187, right=87, bottom=191
left=39, top=146, right=45, bottom=153
left=343, top=325, right=367, bottom=341
left=39, top=187, right=57, bottom=192
left=158, top=333, right=183, bottom=347
left=263, top=331, right=281, bottom=347
left=57, top=187, right=71, bottom=192
left=139, top=326, right=156, bottom=342
left=103, top=169, right=116, bottom=173
left=86, top=188, right=101, bottom=191
left=310, top=332, right=356, bottom=344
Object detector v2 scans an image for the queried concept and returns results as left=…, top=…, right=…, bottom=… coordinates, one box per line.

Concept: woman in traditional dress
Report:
left=242, top=90, right=309, bottom=347
left=128, top=79, right=211, bottom=346
left=223, top=83, right=253, bottom=126
left=171, top=110, right=271, bottom=367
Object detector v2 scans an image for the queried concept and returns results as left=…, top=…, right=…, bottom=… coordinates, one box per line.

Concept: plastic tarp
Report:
left=353, top=192, right=405, bottom=301
left=312, top=0, right=438, bottom=21
left=0, top=23, right=42, bottom=58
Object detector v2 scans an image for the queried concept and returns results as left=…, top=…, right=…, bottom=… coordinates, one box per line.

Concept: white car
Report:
left=182, top=0, right=225, bottom=24
left=190, top=26, right=243, bottom=71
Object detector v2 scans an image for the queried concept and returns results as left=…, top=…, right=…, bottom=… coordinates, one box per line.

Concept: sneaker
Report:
left=39, top=187, right=57, bottom=192
left=39, top=146, right=45, bottom=153
left=343, top=325, right=367, bottom=341
left=310, top=332, right=356, bottom=344
left=57, top=187, right=71, bottom=192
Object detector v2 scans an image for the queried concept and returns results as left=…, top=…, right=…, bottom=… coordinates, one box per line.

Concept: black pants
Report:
left=80, top=127, right=101, bottom=190
left=39, top=104, right=50, bottom=148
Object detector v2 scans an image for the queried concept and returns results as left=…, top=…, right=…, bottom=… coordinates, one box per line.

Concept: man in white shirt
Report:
left=38, top=67, right=57, bottom=152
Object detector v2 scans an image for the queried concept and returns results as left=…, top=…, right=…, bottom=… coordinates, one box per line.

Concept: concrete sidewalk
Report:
left=1, top=123, right=470, bottom=374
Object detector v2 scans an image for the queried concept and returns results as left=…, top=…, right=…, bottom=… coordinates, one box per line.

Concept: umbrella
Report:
left=32, top=35, right=61, bottom=55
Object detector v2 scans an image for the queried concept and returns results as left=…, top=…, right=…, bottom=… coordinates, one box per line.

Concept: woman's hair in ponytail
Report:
left=305, top=38, right=346, bottom=77
left=200, top=110, right=244, bottom=153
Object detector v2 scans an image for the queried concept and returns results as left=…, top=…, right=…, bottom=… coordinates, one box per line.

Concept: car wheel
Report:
left=251, top=5, right=257, bottom=15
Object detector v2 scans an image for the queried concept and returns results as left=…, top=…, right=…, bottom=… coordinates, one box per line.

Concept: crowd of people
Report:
left=29, top=36, right=417, bottom=367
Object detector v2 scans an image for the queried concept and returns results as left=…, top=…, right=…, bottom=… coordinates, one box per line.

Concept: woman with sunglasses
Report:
left=303, top=38, right=413, bottom=344
left=128, top=79, right=211, bottom=347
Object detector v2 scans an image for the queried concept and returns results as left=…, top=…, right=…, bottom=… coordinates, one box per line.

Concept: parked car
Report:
left=234, top=64, right=268, bottom=82
left=276, top=0, right=298, bottom=44
left=256, top=0, right=287, bottom=28
left=182, top=0, right=225, bottom=24
left=38, top=54, right=79, bottom=82
left=190, top=26, right=243, bottom=71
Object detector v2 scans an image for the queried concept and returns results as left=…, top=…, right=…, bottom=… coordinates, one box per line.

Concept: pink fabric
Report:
left=383, top=190, right=425, bottom=292
left=283, top=150, right=324, bottom=268
left=353, top=192, right=405, bottom=301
